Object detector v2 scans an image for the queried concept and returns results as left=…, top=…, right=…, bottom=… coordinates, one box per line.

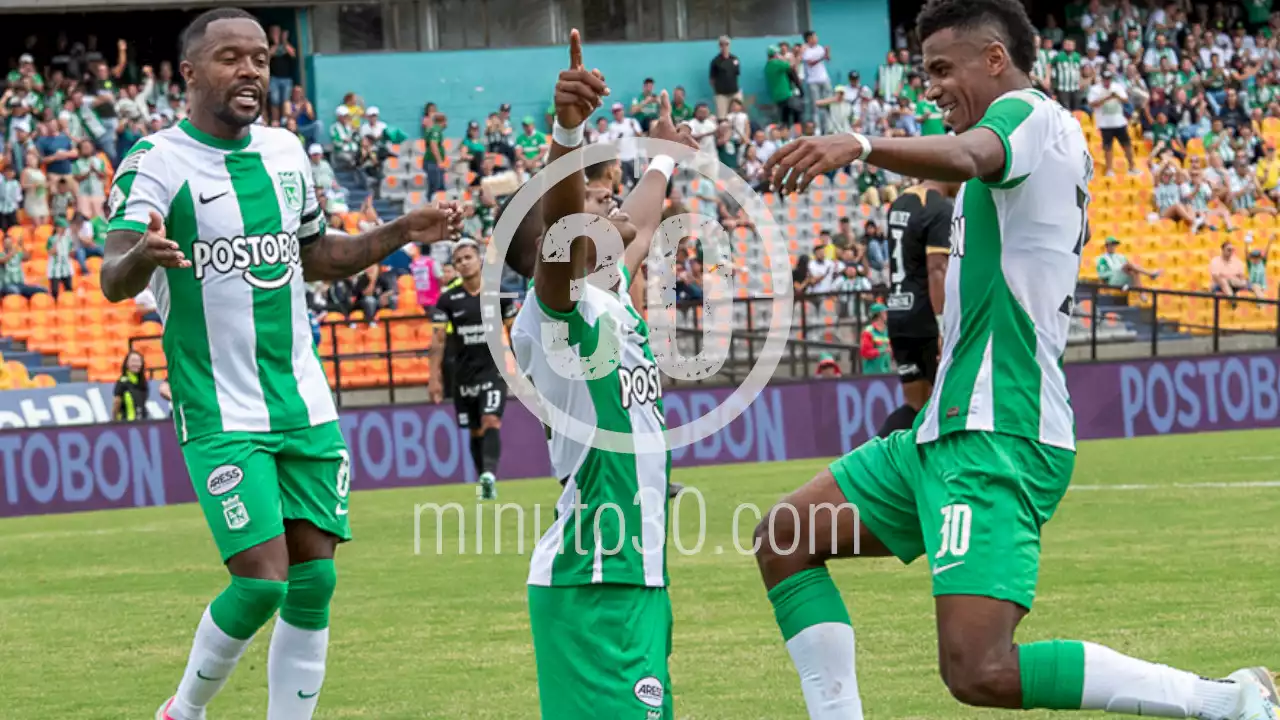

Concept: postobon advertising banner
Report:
left=0, top=382, right=171, bottom=430
left=2, top=351, right=1280, bottom=518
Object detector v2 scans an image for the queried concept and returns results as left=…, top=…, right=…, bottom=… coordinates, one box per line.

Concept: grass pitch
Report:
left=3, top=429, right=1280, bottom=719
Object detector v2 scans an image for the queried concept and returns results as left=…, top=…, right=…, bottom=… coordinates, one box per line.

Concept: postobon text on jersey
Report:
left=191, top=232, right=301, bottom=291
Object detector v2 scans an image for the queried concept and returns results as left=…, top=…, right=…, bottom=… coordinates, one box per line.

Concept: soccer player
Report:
left=758, top=1, right=1279, bottom=718
left=876, top=180, right=958, bottom=438
left=98, top=9, right=459, bottom=720
left=429, top=239, right=517, bottom=500
left=510, top=31, right=696, bottom=719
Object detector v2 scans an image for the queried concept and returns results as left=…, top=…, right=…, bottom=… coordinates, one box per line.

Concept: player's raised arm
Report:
left=100, top=145, right=190, bottom=302
left=299, top=201, right=462, bottom=281
left=619, top=90, right=698, bottom=285
left=536, top=29, right=608, bottom=313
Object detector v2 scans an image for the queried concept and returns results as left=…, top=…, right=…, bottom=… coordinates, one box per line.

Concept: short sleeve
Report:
left=431, top=295, right=451, bottom=325
left=296, top=143, right=327, bottom=245
left=501, top=297, right=518, bottom=319
left=106, top=141, right=171, bottom=234
left=974, top=92, right=1055, bottom=188
left=924, top=202, right=952, bottom=252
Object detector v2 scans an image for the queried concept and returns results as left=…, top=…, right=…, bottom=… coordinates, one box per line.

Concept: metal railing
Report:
left=126, top=285, right=1280, bottom=406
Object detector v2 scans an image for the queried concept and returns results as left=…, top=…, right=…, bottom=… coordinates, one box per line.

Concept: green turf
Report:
left=2, top=429, right=1279, bottom=719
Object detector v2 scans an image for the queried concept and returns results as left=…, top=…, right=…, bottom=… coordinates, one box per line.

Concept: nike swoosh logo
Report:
left=335, top=504, right=348, bottom=516
left=932, top=561, right=965, bottom=576
left=297, top=690, right=319, bottom=699
left=196, top=670, right=225, bottom=681
left=199, top=191, right=229, bottom=205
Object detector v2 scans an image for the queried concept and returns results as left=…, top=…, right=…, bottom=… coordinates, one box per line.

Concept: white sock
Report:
left=784, top=622, right=864, bottom=719
left=169, top=607, right=253, bottom=720
left=1081, top=642, right=1240, bottom=719
left=267, top=618, right=329, bottom=720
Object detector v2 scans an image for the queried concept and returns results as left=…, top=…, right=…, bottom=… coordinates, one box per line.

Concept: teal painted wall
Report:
left=309, top=0, right=889, bottom=137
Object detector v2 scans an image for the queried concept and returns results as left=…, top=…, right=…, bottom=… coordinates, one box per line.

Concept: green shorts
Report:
left=830, top=429, right=1074, bottom=610
left=182, top=422, right=352, bottom=562
left=528, top=584, right=672, bottom=720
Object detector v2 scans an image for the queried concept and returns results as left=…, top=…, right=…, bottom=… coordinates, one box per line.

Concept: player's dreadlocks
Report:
left=180, top=7, right=259, bottom=60
left=915, top=0, right=1037, bottom=74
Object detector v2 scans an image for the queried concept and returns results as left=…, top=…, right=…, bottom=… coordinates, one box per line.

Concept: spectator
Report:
left=741, top=144, right=765, bottom=189
left=606, top=103, right=642, bottom=183
left=859, top=303, right=892, bottom=374
left=0, top=165, right=19, bottom=231
left=10, top=53, right=43, bottom=92
left=1089, top=70, right=1139, bottom=176
left=714, top=119, right=740, bottom=173
left=1230, top=159, right=1276, bottom=216
left=357, top=135, right=380, bottom=193
left=308, top=143, right=346, bottom=213
left=50, top=177, right=75, bottom=222
left=69, top=212, right=102, bottom=275
left=765, top=46, right=801, bottom=127
left=669, top=86, right=695, bottom=123
left=284, top=85, right=319, bottom=146
left=675, top=262, right=703, bottom=303
left=1150, top=111, right=1186, bottom=162
left=352, top=264, right=397, bottom=324
left=515, top=116, right=549, bottom=171
left=485, top=109, right=516, bottom=167
left=856, top=162, right=897, bottom=207
left=1183, top=166, right=1236, bottom=231
left=37, top=116, right=77, bottom=192
left=684, top=102, right=718, bottom=157
left=1258, top=143, right=1280, bottom=203
left=815, top=85, right=853, bottom=134
left=815, top=352, right=843, bottom=378
left=709, top=36, right=742, bottom=119
left=1219, top=87, right=1250, bottom=130
left=20, top=147, right=48, bottom=225
left=1152, top=164, right=1197, bottom=226
left=268, top=25, right=297, bottom=125
left=588, top=116, right=610, bottom=145
left=1053, top=38, right=1084, bottom=111
left=751, top=128, right=777, bottom=164
left=422, top=111, right=446, bottom=196
left=410, top=243, right=443, bottom=313
left=629, top=77, right=660, bottom=133
left=1248, top=237, right=1272, bottom=295
left=853, top=87, right=887, bottom=136
left=876, top=51, right=906, bottom=104
left=46, top=217, right=74, bottom=298
left=800, top=31, right=833, bottom=133
left=360, top=106, right=387, bottom=143
left=72, top=138, right=106, bottom=218
left=330, top=106, right=358, bottom=168
left=792, top=254, right=814, bottom=297
left=806, top=237, right=841, bottom=296
left=458, top=120, right=486, bottom=176
left=113, top=350, right=151, bottom=423
left=1096, top=237, right=1161, bottom=288
left=0, top=233, right=42, bottom=298
left=864, top=220, right=889, bottom=286
left=1209, top=240, right=1250, bottom=295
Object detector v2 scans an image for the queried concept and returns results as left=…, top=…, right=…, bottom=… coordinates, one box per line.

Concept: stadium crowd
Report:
left=5, top=1, right=1280, bottom=389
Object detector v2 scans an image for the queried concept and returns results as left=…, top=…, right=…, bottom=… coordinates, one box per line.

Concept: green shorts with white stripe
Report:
left=183, top=421, right=352, bottom=562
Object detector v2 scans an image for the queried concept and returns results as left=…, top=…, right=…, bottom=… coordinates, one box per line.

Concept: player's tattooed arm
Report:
left=538, top=29, right=607, bottom=313
left=300, top=202, right=463, bottom=281
left=764, top=128, right=1007, bottom=193
left=101, top=211, right=191, bottom=303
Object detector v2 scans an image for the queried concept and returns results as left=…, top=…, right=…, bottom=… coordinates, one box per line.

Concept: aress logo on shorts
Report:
left=206, top=465, right=244, bottom=496
left=633, top=676, right=664, bottom=708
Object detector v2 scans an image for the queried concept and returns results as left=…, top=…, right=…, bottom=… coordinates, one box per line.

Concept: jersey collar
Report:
left=178, top=119, right=252, bottom=152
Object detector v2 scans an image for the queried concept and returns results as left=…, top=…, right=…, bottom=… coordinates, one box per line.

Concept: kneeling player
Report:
left=511, top=33, right=697, bottom=719
left=430, top=240, right=516, bottom=500
left=877, top=179, right=957, bottom=437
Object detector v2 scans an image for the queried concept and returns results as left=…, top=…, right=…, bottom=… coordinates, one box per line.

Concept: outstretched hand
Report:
left=133, top=210, right=190, bottom=269
left=647, top=90, right=698, bottom=151
left=762, top=135, right=865, bottom=194
left=553, top=29, right=608, bottom=131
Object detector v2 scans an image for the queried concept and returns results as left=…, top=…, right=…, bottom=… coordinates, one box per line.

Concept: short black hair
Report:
left=643, top=77, right=655, bottom=84
left=181, top=7, right=259, bottom=60
left=494, top=191, right=545, bottom=278
left=803, top=31, right=816, bottom=41
left=916, top=0, right=1037, bottom=74
left=585, top=157, right=619, bottom=183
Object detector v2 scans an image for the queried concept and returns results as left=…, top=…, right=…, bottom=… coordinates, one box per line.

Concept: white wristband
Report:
left=848, top=131, right=872, bottom=162
left=648, top=155, right=675, bottom=182
left=552, top=120, right=584, bottom=148
left=935, top=313, right=945, bottom=334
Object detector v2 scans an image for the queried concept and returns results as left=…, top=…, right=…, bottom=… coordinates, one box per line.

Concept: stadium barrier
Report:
left=4, top=349, right=1280, bottom=518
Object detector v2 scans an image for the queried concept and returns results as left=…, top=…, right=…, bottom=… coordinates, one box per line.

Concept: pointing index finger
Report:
left=569, top=29, right=583, bottom=70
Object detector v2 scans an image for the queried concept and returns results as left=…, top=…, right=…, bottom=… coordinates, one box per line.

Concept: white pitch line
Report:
left=1070, top=480, right=1280, bottom=491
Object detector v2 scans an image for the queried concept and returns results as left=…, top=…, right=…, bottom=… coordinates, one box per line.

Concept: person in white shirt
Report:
left=752, top=128, right=778, bottom=165
left=815, top=85, right=854, bottom=135
left=800, top=30, right=833, bottom=134
left=605, top=102, right=642, bottom=185
left=1088, top=70, right=1138, bottom=176
left=806, top=249, right=841, bottom=297
left=359, top=106, right=387, bottom=142
left=853, top=87, right=886, bottom=136
left=683, top=102, right=719, bottom=175
left=726, top=98, right=751, bottom=144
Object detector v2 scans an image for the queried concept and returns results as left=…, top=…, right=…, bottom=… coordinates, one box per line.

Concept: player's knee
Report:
left=280, top=559, right=338, bottom=631
left=940, top=652, right=1019, bottom=708
left=481, top=415, right=501, bottom=431
left=220, top=574, right=290, bottom=635
left=754, top=498, right=807, bottom=568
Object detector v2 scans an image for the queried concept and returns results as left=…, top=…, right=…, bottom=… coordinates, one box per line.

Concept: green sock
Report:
left=1019, top=640, right=1086, bottom=710
left=279, top=559, right=338, bottom=630
left=208, top=575, right=289, bottom=641
left=767, top=567, right=852, bottom=641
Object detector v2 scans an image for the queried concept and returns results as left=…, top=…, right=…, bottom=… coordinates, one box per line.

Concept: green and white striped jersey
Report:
left=107, top=119, right=333, bottom=443
left=917, top=89, right=1090, bottom=452
left=513, top=267, right=670, bottom=588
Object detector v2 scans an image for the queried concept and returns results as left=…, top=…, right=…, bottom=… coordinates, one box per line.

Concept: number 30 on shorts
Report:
left=935, top=503, right=972, bottom=559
